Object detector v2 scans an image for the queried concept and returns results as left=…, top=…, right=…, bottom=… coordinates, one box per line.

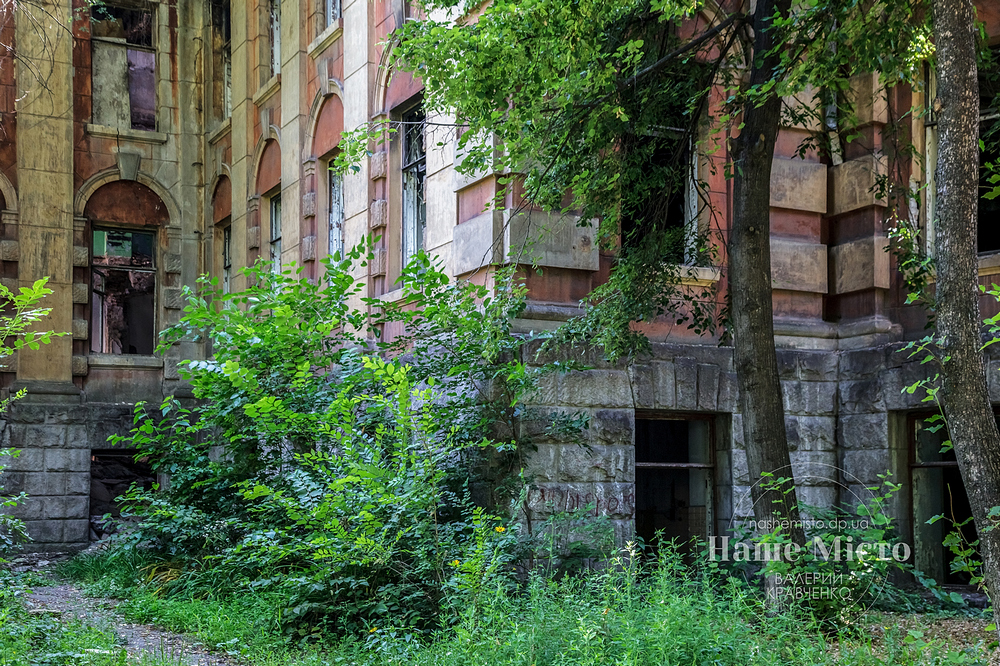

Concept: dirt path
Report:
left=12, top=555, right=239, bottom=666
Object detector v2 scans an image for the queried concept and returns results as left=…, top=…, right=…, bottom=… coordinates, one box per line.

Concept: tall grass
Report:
left=58, top=545, right=988, bottom=666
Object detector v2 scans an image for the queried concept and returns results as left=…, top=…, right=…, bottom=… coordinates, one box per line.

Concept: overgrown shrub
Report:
left=106, top=248, right=576, bottom=636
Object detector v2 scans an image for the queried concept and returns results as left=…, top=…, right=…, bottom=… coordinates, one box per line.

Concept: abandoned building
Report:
left=0, top=0, right=998, bottom=584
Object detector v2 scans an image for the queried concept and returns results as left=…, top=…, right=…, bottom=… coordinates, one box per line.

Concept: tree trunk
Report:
left=729, top=0, right=805, bottom=546
left=933, top=0, right=1000, bottom=608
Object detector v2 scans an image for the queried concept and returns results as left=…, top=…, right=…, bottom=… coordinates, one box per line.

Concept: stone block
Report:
left=839, top=379, right=884, bottom=413
left=731, top=449, right=749, bottom=485
left=507, top=211, right=599, bottom=272
left=0, top=448, right=42, bottom=472
left=302, top=191, right=316, bottom=218
left=11, top=424, right=67, bottom=449
left=559, top=444, right=633, bottom=483
left=163, top=287, right=184, bottom=310
left=842, top=449, right=892, bottom=485
left=301, top=234, right=317, bottom=261
left=782, top=381, right=837, bottom=415
left=653, top=362, right=677, bottom=410
left=769, top=157, right=827, bottom=213
left=796, top=485, right=838, bottom=510
left=67, top=472, right=89, bottom=496
left=523, top=443, right=559, bottom=482
left=776, top=349, right=798, bottom=378
left=369, top=151, right=387, bottom=179
left=11, top=496, right=43, bottom=520
left=63, top=519, right=89, bottom=543
left=628, top=364, right=654, bottom=409
left=718, top=372, right=738, bottom=412
left=369, top=199, right=388, bottom=230
left=770, top=239, right=828, bottom=293
left=796, top=352, right=838, bottom=381
left=72, top=283, right=89, bottom=304
left=73, top=245, right=89, bottom=267
left=71, top=356, right=88, bottom=377
left=65, top=425, right=88, bottom=448
left=785, top=415, right=836, bottom=451
left=837, top=413, right=888, bottom=450
left=0, top=240, right=19, bottom=262
left=590, top=410, right=633, bottom=447
left=163, top=358, right=181, bottom=381
left=23, top=472, right=66, bottom=496
left=71, top=319, right=88, bottom=340
left=44, top=448, right=89, bottom=473
left=829, top=236, right=890, bottom=295
left=23, top=520, right=62, bottom=543
left=789, top=450, right=838, bottom=486
left=675, top=357, right=698, bottom=409
left=247, top=226, right=260, bottom=249
left=164, top=253, right=183, bottom=274
left=0, top=470, right=24, bottom=493
left=526, top=482, right=594, bottom=516
left=829, top=154, right=887, bottom=216
left=557, top=370, right=631, bottom=408
left=697, top=363, right=720, bottom=411
left=593, top=482, right=635, bottom=518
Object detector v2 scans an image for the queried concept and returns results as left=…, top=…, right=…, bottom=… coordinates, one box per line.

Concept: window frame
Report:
left=268, top=190, right=282, bottom=275
left=400, top=102, right=427, bottom=267
left=326, top=162, right=344, bottom=263
left=220, top=220, right=233, bottom=294
left=89, top=2, right=158, bottom=132
left=323, top=0, right=341, bottom=29
left=90, top=225, right=159, bottom=356
left=268, top=0, right=281, bottom=79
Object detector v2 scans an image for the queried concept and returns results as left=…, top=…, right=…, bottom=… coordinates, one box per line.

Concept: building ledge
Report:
left=88, top=354, right=163, bottom=369
left=379, top=287, right=407, bottom=305
left=679, top=266, right=721, bottom=287
left=86, top=124, right=167, bottom=145
left=208, top=117, right=232, bottom=144
left=308, top=19, right=343, bottom=59
left=253, top=74, right=281, bottom=106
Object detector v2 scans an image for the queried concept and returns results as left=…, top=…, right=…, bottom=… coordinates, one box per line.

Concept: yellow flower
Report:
left=369, top=627, right=378, bottom=633
left=451, top=559, right=461, bottom=567
left=495, top=526, right=506, bottom=533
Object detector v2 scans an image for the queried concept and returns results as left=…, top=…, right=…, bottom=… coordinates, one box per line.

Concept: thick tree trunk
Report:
left=933, top=0, right=1000, bottom=607
left=729, top=0, right=805, bottom=546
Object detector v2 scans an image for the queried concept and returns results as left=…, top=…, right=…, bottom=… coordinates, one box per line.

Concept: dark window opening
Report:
left=401, top=103, right=426, bottom=265
left=269, top=0, right=281, bottom=79
left=221, top=222, right=232, bottom=294
left=90, top=449, right=155, bottom=540
left=328, top=166, right=343, bottom=261
left=324, top=0, right=341, bottom=28
left=212, top=0, right=232, bottom=119
left=91, top=5, right=156, bottom=131
left=911, top=416, right=977, bottom=586
left=91, top=229, right=156, bottom=355
left=270, top=193, right=282, bottom=274
left=980, top=121, right=1000, bottom=254
left=619, top=131, right=691, bottom=262
left=635, top=416, right=712, bottom=555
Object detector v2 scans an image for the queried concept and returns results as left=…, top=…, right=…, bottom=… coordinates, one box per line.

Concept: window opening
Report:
left=619, top=130, right=694, bottom=263
left=634, top=416, right=713, bottom=555
left=91, top=4, right=155, bottom=131
left=91, top=228, right=156, bottom=355
left=222, top=222, right=232, bottom=294
left=90, top=449, right=154, bottom=540
left=324, top=0, right=340, bottom=28
left=328, top=167, right=344, bottom=261
left=270, top=193, right=282, bottom=274
left=269, top=0, right=281, bottom=78
left=910, top=415, right=977, bottom=585
left=401, top=104, right=426, bottom=266
left=212, top=1, right=232, bottom=119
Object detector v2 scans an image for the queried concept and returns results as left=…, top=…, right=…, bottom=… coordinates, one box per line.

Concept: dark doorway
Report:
left=910, top=416, right=977, bottom=585
left=90, top=449, right=155, bottom=540
left=635, top=415, right=713, bottom=553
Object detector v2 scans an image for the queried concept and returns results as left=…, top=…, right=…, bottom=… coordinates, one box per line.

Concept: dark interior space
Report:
left=635, top=417, right=712, bottom=555
left=90, top=449, right=155, bottom=540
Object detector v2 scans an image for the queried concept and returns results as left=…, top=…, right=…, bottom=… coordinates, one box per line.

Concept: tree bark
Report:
left=933, top=0, right=1000, bottom=607
left=729, top=0, right=805, bottom=546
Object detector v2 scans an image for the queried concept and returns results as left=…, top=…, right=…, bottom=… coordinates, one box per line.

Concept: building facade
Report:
left=0, top=0, right=998, bottom=582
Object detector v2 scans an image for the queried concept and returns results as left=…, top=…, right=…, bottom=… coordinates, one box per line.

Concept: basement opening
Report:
left=910, top=416, right=976, bottom=586
left=634, top=414, right=713, bottom=554
left=89, top=449, right=155, bottom=540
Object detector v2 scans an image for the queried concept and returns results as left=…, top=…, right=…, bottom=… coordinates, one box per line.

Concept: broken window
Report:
left=91, top=4, right=156, bottom=131
left=328, top=166, right=343, bottom=261
left=212, top=0, right=232, bottom=119
left=911, top=415, right=977, bottom=585
left=324, top=0, right=341, bottom=28
left=91, top=228, right=156, bottom=355
left=221, top=222, right=233, bottom=294
left=268, top=0, right=281, bottom=79
left=634, top=415, right=713, bottom=553
left=619, top=130, right=696, bottom=263
left=269, top=193, right=282, bottom=274
left=401, top=103, right=426, bottom=266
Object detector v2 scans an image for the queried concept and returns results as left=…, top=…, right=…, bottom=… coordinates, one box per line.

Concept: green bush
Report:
left=104, top=248, right=577, bottom=637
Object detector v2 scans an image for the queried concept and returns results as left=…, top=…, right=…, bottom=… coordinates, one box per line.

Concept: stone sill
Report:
left=308, top=19, right=343, bottom=59
left=253, top=74, right=281, bottom=106
left=379, top=287, right=407, bottom=305
left=207, top=117, right=231, bottom=144
left=88, top=354, right=163, bottom=369
left=679, top=266, right=721, bottom=287
left=86, top=124, right=167, bottom=144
